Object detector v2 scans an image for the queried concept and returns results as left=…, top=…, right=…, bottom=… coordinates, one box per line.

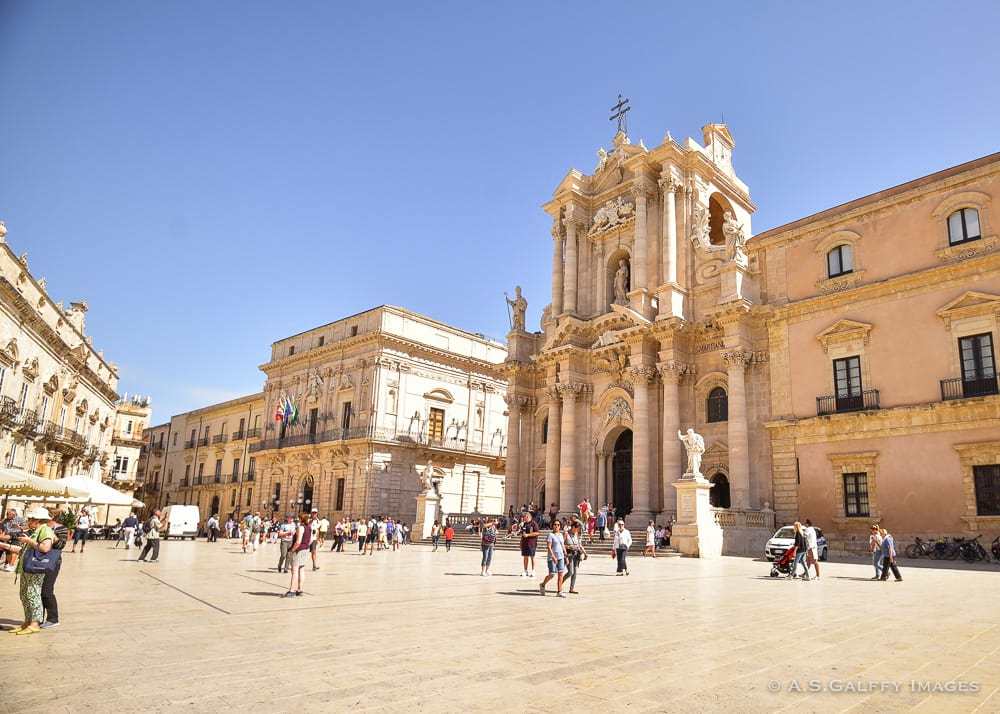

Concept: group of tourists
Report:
left=868, top=524, right=904, bottom=582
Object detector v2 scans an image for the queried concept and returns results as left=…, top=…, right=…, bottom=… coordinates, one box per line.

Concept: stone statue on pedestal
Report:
left=677, top=427, right=706, bottom=478
left=506, top=286, right=527, bottom=332
left=420, top=459, right=438, bottom=494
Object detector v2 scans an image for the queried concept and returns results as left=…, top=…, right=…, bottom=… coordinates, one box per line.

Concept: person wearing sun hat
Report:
left=9, top=506, right=55, bottom=635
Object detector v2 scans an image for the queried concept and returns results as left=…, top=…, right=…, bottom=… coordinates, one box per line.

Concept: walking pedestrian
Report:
left=596, top=507, right=607, bottom=542
left=869, top=524, right=883, bottom=580
left=878, top=527, right=903, bottom=582
left=309, top=510, right=321, bottom=571
left=276, top=515, right=295, bottom=573
left=539, top=520, right=567, bottom=597
left=40, top=509, right=68, bottom=629
left=804, top=519, right=820, bottom=580
left=612, top=519, right=631, bottom=576
left=283, top=514, right=312, bottom=597
left=318, top=515, right=330, bottom=547
left=137, top=510, right=163, bottom=563
left=444, top=522, right=455, bottom=552
left=565, top=521, right=587, bottom=594
left=431, top=521, right=441, bottom=551
left=206, top=514, right=220, bottom=542
left=9, top=506, right=56, bottom=635
left=69, top=507, right=91, bottom=553
left=547, top=502, right=559, bottom=529
left=121, top=512, right=138, bottom=550
left=643, top=520, right=656, bottom=558
left=480, top=518, right=497, bottom=576
left=788, top=521, right=810, bottom=580
left=519, top=511, right=539, bottom=577
left=356, top=518, right=369, bottom=553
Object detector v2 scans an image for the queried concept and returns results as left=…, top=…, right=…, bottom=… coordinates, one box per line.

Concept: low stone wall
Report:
left=720, top=527, right=773, bottom=557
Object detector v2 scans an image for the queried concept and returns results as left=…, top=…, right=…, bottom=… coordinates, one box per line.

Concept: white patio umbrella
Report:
left=42, top=474, right=138, bottom=506
left=0, top=467, right=89, bottom=499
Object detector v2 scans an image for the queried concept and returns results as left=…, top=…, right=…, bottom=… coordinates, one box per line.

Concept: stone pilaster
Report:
left=596, top=449, right=608, bottom=506
left=723, top=349, right=753, bottom=509
left=626, top=365, right=656, bottom=524
left=550, top=221, right=563, bottom=317
left=543, top=387, right=561, bottom=512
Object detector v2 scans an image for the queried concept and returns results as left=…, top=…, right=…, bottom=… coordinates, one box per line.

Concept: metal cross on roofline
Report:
left=610, top=94, right=631, bottom=135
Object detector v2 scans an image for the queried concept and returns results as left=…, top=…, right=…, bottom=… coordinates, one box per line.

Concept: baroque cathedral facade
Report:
left=504, top=122, right=1000, bottom=546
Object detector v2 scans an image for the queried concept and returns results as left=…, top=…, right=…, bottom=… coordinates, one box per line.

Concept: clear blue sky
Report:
left=2, top=2, right=999, bottom=423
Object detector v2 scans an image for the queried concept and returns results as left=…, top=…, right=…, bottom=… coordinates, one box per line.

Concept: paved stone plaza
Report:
left=2, top=540, right=999, bottom=713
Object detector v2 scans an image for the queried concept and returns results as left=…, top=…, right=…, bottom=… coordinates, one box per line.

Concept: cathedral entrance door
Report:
left=611, top=429, right=633, bottom=516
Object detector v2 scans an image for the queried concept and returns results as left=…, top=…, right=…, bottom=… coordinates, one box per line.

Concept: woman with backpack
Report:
left=480, top=518, right=497, bottom=576
left=565, top=521, right=587, bottom=593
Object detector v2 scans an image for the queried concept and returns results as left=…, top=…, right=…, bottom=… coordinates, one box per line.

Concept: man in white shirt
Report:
left=356, top=518, right=369, bottom=553
left=318, top=516, right=330, bottom=547
left=804, top=519, right=821, bottom=580
left=276, top=515, right=296, bottom=573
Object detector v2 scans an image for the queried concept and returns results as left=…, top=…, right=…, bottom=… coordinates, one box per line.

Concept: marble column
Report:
left=631, top=183, right=649, bottom=293
left=627, top=365, right=656, bottom=522
left=550, top=223, right=563, bottom=317
left=544, top=389, right=561, bottom=512
left=658, top=362, right=686, bottom=516
left=504, top=394, right=522, bottom=509
left=557, top=383, right=578, bottom=512
left=724, top=350, right=752, bottom=509
left=562, top=216, right=579, bottom=315
left=660, top=175, right=680, bottom=285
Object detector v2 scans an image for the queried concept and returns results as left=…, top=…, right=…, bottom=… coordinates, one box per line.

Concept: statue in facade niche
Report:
left=722, top=210, right=748, bottom=261
left=613, top=259, right=630, bottom=305
left=678, top=428, right=706, bottom=478
left=596, top=147, right=609, bottom=172
left=505, top=285, right=527, bottom=332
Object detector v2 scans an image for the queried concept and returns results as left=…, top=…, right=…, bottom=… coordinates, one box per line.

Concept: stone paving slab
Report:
left=1, top=539, right=998, bottom=712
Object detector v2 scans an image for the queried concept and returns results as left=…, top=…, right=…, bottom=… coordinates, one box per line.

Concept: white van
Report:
left=161, top=505, right=200, bottom=540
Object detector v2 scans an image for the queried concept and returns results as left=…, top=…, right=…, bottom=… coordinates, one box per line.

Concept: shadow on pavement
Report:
left=495, top=590, right=545, bottom=597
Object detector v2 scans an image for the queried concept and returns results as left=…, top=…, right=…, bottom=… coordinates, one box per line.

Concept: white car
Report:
left=764, top=525, right=828, bottom=561
left=161, top=504, right=200, bottom=540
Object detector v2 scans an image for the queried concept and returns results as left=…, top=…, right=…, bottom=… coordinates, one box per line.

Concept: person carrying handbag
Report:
left=4, top=506, right=58, bottom=635
left=565, top=521, right=587, bottom=594
left=612, top=520, right=631, bottom=576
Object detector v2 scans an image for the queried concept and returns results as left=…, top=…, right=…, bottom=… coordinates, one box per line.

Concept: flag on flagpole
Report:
left=274, top=396, right=284, bottom=422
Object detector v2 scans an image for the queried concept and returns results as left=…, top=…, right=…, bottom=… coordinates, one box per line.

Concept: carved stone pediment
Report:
left=588, top=196, right=635, bottom=237
left=936, top=291, right=1000, bottom=327
left=817, top=319, right=874, bottom=354
left=43, top=374, right=59, bottom=395
left=0, top=338, right=18, bottom=366
left=604, top=397, right=633, bottom=427
left=22, top=357, right=39, bottom=380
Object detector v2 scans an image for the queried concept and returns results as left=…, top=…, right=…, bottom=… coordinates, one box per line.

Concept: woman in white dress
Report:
left=643, top=520, right=656, bottom=558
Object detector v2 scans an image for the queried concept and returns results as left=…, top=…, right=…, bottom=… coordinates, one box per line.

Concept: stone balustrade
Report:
left=711, top=508, right=775, bottom=531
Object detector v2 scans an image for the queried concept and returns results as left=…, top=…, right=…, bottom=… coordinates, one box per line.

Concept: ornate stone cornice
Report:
left=556, top=382, right=591, bottom=401
left=503, top=393, right=529, bottom=410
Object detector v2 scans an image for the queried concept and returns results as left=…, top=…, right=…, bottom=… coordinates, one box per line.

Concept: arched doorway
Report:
left=710, top=473, right=731, bottom=508
left=611, top=429, right=633, bottom=516
left=300, top=476, right=314, bottom=514
left=210, top=495, right=220, bottom=517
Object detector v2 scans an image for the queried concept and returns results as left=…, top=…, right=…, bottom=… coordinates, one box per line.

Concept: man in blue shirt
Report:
left=539, top=520, right=568, bottom=598
left=878, top=527, right=903, bottom=581
left=596, top=508, right=607, bottom=541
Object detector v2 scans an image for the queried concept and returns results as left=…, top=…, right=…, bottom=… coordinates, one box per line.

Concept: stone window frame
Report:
left=932, top=190, right=996, bottom=262
left=694, top=371, right=728, bottom=425
left=936, top=291, right=1000, bottom=381
left=954, top=440, right=1000, bottom=530
left=829, top=451, right=880, bottom=527
left=813, top=229, right=865, bottom=293
left=816, top=320, right=874, bottom=397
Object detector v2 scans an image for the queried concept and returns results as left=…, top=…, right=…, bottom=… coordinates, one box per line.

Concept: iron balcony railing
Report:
left=249, top=425, right=371, bottom=453
left=246, top=427, right=261, bottom=439
left=940, top=375, right=999, bottom=401
left=231, top=430, right=245, bottom=441
left=197, top=437, right=209, bottom=447
left=0, top=396, right=18, bottom=426
left=212, top=434, right=227, bottom=444
left=184, top=439, right=195, bottom=449
left=180, top=478, right=190, bottom=487
left=39, top=421, right=87, bottom=452
left=249, top=423, right=506, bottom=457
left=816, top=389, right=880, bottom=416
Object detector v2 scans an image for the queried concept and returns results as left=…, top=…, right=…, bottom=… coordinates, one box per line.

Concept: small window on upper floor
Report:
left=289, top=345, right=296, bottom=356
left=350, top=325, right=359, bottom=337
left=827, top=244, right=854, bottom=278
left=948, top=208, right=981, bottom=246
left=318, top=336, right=325, bottom=347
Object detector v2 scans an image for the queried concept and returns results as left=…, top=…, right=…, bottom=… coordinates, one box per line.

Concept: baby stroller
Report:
left=769, top=545, right=797, bottom=577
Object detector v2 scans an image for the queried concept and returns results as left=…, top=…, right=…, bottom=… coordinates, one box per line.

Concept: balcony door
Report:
left=959, top=333, right=998, bottom=397
left=833, top=356, right=863, bottom=412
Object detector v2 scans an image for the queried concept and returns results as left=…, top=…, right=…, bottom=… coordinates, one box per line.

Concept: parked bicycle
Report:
left=961, top=535, right=990, bottom=563
left=993, top=536, right=1000, bottom=561
left=905, top=537, right=940, bottom=559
